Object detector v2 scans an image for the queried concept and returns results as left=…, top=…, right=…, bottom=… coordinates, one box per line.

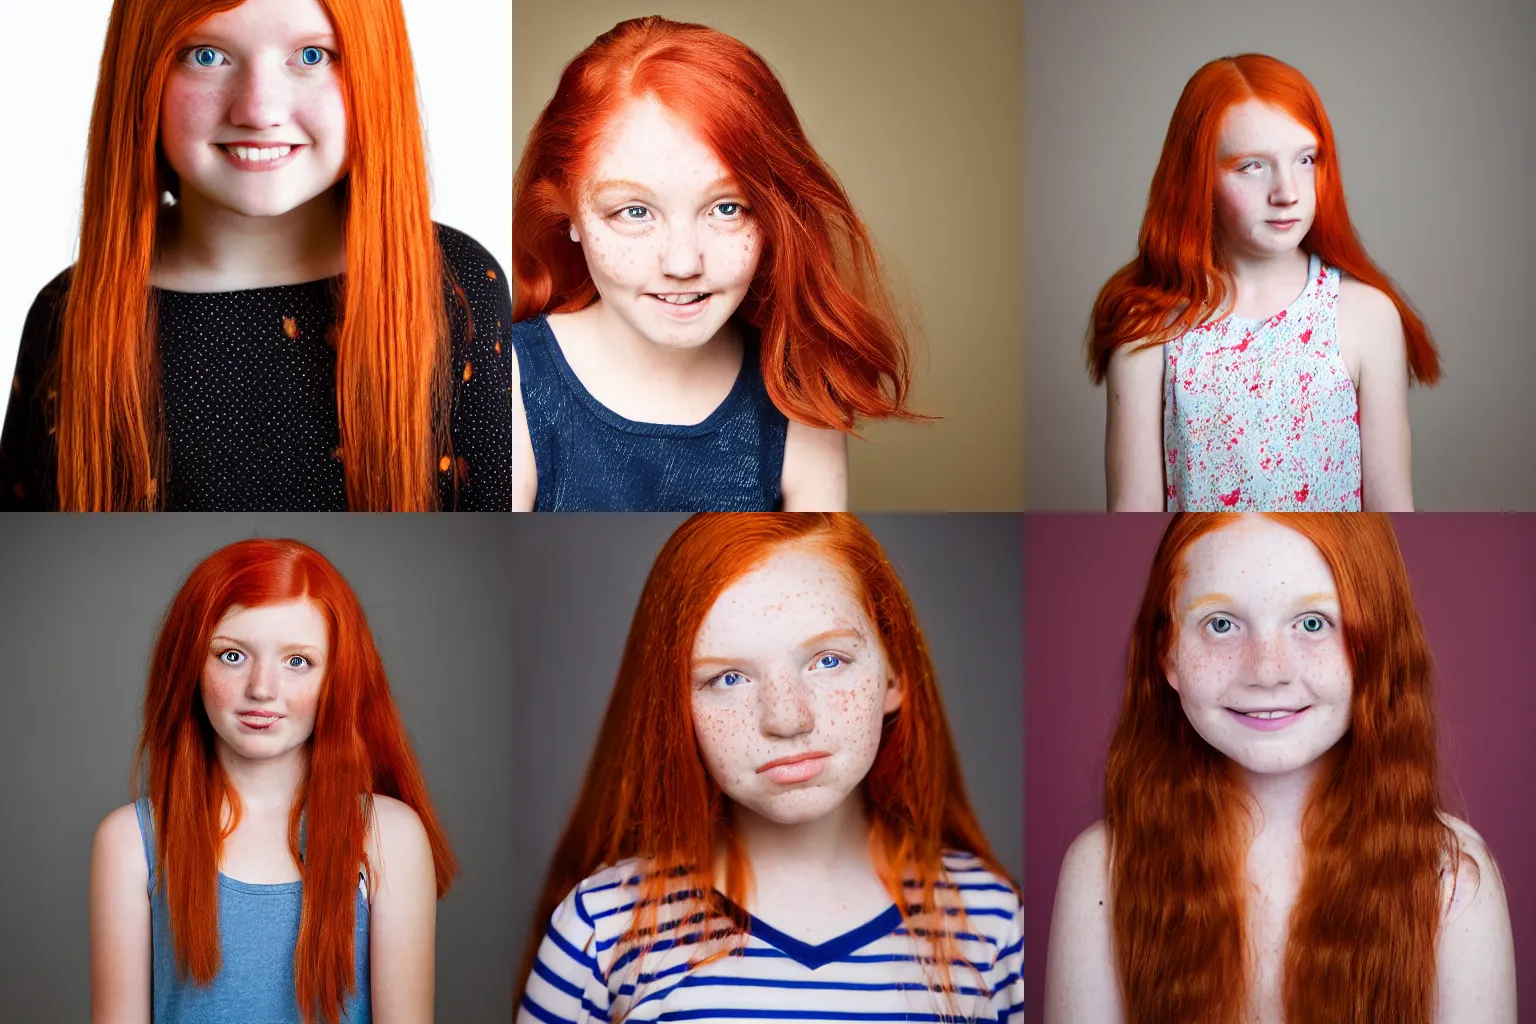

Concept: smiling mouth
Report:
left=651, top=292, right=710, bottom=305
left=219, top=144, right=297, bottom=163
left=1234, top=708, right=1304, bottom=719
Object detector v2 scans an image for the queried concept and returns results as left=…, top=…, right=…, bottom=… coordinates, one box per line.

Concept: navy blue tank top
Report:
left=510, top=314, right=789, bottom=511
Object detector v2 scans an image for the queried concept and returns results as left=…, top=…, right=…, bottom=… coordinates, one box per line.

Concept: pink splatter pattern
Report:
left=1163, top=252, right=1361, bottom=511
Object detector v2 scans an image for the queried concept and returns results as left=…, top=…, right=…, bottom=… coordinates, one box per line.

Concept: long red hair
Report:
left=133, top=538, right=457, bottom=1024
left=56, top=0, right=449, bottom=510
left=513, top=17, right=918, bottom=431
left=1087, top=54, right=1440, bottom=385
left=1106, top=513, right=1451, bottom=1023
left=519, top=513, right=1012, bottom=1007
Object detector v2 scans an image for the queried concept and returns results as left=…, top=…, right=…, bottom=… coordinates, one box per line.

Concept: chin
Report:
left=742, top=791, right=847, bottom=826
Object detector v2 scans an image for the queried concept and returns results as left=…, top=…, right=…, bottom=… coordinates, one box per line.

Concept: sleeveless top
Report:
left=510, top=314, right=788, bottom=511
left=1162, top=252, right=1362, bottom=510
left=134, top=798, right=371, bottom=1023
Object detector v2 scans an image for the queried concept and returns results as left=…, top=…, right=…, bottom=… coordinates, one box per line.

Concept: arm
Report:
left=367, top=796, right=438, bottom=1023
left=987, top=899, right=1025, bottom=1022
left=1104, top=341, right=1165, bottom=511
left=90, top=804, right=151, bottom=1024
left=1044, top=821, right=1125, bottom=1024
left=1436, top=816, right=1516, bottom=1023
left=1338, top=278, right=1414, bottom=511
left=779, top=420, right=848, bottom=511
left=511, top=348, right=537, bottom=512
left=516, top=883, right=609, bottom=1024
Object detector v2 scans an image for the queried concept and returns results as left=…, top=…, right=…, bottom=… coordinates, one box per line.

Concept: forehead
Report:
left=193, top=0, right=336, bottom=42
left=694, top=544, right=869, bottom=647
left=213, top=598, right=328, bottom=644
left=1177, top=516, right=1337, bottom=608
left=1216, top=98, right=1318, bottom=155
left=586, top=96, right=734, bottom=195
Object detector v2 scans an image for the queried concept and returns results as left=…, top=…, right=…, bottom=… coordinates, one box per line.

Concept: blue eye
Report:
left=299, top=47, right=327, bottom=66
left=813, top=653, right=843, bottom=670
left=619, top=206, right=649, bottom=221
left=286, top=655, right=310, bottom=669
left=189, top=47, right=226, bottom=68
left=712, top=670, right=748, bottom=689
left=1207, top=617, right=1234, bottom=635
left=1300, top=615, right=1326, bottom=633
left=219, top=650, right=245, bottom=665
left=715, top=202, right=743, bottom=217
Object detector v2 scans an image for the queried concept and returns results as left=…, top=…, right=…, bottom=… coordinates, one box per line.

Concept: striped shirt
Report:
left=520, top=851, right=1023, bottom=1023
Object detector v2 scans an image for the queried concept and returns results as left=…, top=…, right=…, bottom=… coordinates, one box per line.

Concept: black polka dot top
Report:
left=0, top=224, right=511, bottom=510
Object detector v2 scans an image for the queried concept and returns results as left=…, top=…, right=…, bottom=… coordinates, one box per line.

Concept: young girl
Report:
left=511, top=18, right=919, bottom=512
left=517, top=514, right=1023, bottom=1021
left=1, top=0, right=511, bottom=511
left=1092, top=55, right=1441, bottom=512
left=1044, top=514, right=1516, bottom=1023
left=89, top=538, right=457, bottom=1023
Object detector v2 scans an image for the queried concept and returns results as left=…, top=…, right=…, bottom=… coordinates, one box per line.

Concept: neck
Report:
left=585, top=297, right=741, bottom=382
left=154, top=186, right=347, bottom=292
left=1220, top=241, right=1310, bottom=297
left=215, top=739, right=308, bottom=818
left=729, top=790, right=875, bottom=884
left=1240, top=756, right=1326, bottom=838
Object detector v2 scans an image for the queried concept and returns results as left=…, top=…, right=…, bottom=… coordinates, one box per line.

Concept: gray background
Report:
left=1025, top=0, right=1536, bottom=509
left=0, top=515, right=513, bottom=1021
left=509, top=514, right=1024, bottom=976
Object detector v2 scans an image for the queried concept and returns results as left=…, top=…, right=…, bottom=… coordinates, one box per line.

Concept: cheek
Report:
left=1172, top=640, right=1244, bottom=702
left=200, top=663, right=242, bottom=711
left=580, top=224, right=654, bottom=287
left=821, top=676, right=887, bottom=751
left=160, top=80, right=224, bottom=151
left=706, top=226, right=762, bottom=286
left=691, top=703, right=755, bottom=770
left=293, top=84, right=347, bottom=149
left=1214, top=179, right=1262, bottom=227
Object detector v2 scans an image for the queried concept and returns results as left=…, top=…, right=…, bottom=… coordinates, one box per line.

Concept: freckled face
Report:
left=160, top=0, right=348, bottom=218
left=1165, top=515, right=1352, bottom=775
left=201, top=599, right=328, bottom=763
left=1212, top=99, right=1319, bottom=260
left=690, top=544, right=901, bottom=826
left=572, top=97, right=762, bottom=350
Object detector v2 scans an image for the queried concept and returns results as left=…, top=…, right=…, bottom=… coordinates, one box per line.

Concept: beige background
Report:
left=1025, top=0, right=1536, bottom=510
left=514, top=0, right=1024, bottom=511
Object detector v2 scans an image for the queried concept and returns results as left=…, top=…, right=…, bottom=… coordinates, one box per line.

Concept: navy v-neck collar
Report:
left=713, top=892, right=904, bottom=970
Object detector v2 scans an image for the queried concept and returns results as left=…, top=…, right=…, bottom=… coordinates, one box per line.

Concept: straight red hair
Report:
left=513, top=17, right=918, bottom=432
left=519, top=513, right=1012, bottom=1008
left=1106, top=513, right=1450, bottom=1024
left=133, top=539, right=457, bottom=1024
left=56, top=0, right=449, bottom=510
left=1088, top=54, right=1441, bottom=385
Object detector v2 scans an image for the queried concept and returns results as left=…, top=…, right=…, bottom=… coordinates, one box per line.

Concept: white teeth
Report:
left=1240, top=709, right=1295, bottom=719
left=658, top=293, right=706, bottom=305
left=227, top=145, right=292, bottom=162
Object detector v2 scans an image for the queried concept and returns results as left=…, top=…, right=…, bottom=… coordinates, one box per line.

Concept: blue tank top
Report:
left=511, top=314, right=789, bottom=511
left=134, top=798, right=371, bottom=1023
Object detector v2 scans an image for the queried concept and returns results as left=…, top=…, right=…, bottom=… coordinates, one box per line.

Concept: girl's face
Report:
left=201, top=598, right=328, bottom=763
left=1165, top=515, right=1352, bottom=776
left=1212, top=99, right=1318, bottom=261
left=689, top=544, right=902, bottom=827
left=160, top=0, right=348, bottom=218
left=572, top=97, right=763, bottom=350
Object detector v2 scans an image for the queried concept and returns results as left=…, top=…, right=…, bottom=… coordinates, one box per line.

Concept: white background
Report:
left=0, top=0, right=512, bottom=427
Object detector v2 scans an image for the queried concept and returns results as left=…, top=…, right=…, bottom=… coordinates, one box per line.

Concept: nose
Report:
left=244, top=656, right=280, bottom=702
left=1250, top=631, right=1295, bottom=689
left=1270, top=165, right=1299, bottom=208
left=228, top=60, right=291, bottom=130
left=758, top=669, right=814, bottom=738
left=660, top=220, right=704, bottom=280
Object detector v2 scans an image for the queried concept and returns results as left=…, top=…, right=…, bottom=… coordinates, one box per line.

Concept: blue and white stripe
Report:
left=520, top=851, right=1023, bottom=1023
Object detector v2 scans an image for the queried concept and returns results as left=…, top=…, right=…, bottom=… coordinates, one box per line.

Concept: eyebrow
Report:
left=210, top=635, right=324, bottom=655
left=1293, top=592, right=1339, bottom=607
left=1222, top=144, right=1318, bottom=163
left=693, top=628, right=865, bottom=667
left=181, top=31, right=339, bottom=49
left=587, top=176, right=741, bottom=199
left=1185, top=592, right=1233, bottom=612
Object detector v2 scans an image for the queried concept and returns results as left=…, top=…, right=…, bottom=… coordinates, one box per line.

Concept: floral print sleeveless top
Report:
left=1163, top=252, right=1361, bottom=510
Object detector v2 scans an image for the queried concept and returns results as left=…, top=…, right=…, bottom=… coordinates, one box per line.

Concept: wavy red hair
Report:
left=518, top=513, right=1012, bottom=1008
left=133, top=538, right=457, bottom=1024
left=1088, top=54, right=1441, bottom=385
left=513, top=17, right=918, bottom=431
left=56, top=0, right=450, bottom=510
left=1106, top=513, right=1451, bottom=1023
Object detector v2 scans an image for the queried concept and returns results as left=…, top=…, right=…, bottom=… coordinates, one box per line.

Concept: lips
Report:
left=1227, top=705, right=1311, bottom=731
left=237, top=710, right=283, bottom=731
left=217, top=143, right=304, bottom=172
left=757, top=750, right=831, bottom=784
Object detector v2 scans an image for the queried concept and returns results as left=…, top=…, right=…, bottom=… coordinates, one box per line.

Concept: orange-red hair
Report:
left=519, top=513, right=1011, bottom=1005
left=1087, top=54, right=1441, bottom=385
left=1106, top=513, right=1451, bottom=1024
left=56, top=0, right=449, bottom=510
left=133, top=538, right=457, bottom=1024
left=513, top=17, right=917, bottom=432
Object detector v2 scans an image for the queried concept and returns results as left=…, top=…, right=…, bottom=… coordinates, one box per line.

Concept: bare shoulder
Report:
left=1437, top=812, right=1503, bottom=918
left=1337, top=276, right=1406, bottom=351
left=93, top=802, right=148, bottom=886
left=1058, top=819, right=1111, bottom=894
left=1105, top=338, right=1164, bottom=390
left=369, top=795, right=428, bottom=848
left=780, top=420, right=848, bottom=511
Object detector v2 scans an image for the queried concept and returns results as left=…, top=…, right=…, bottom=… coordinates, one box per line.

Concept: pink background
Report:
left=1023, top=514, right=1535, bottom=1021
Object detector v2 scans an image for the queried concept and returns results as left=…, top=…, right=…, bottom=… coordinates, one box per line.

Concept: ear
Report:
left=568, top=223, right=580, bottom=243
left=883, top=673, right=904, bottom=714
left=1164, top=659, right=1181, bottom=694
